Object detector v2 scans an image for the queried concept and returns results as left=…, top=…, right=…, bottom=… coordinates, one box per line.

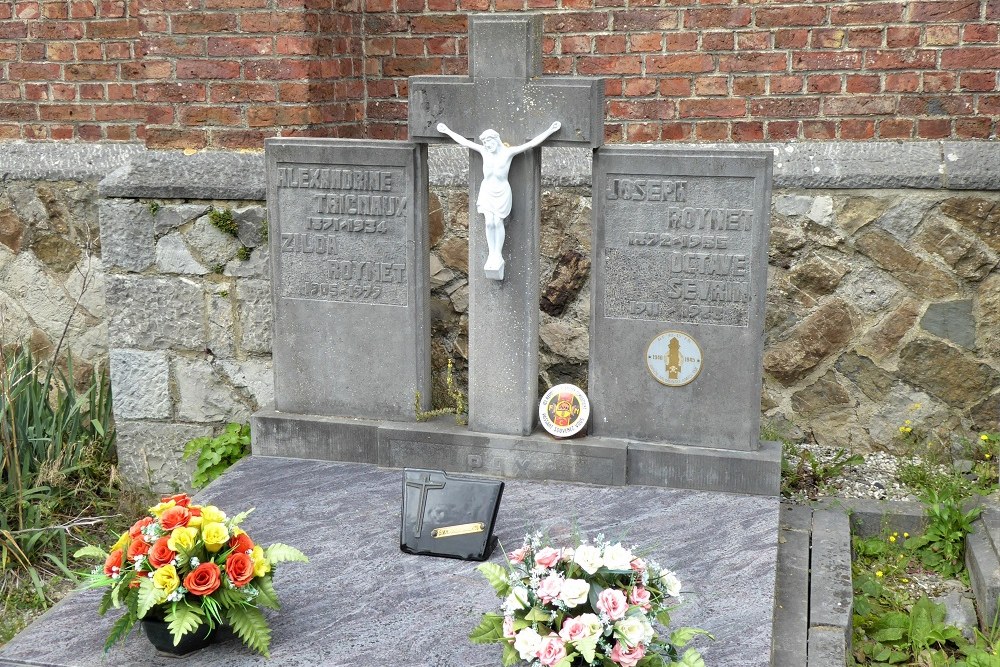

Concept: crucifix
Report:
left=405, top=472, right=445, bottom=538
left=409, top=13, right=603, bottom=436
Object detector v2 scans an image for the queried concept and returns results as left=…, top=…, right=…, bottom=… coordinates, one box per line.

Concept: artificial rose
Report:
left=534, top=547, right=561, bottom=568
left=576, top=613, right=603, bottom=637
left=508, top=547, right=528, bottom=564
left=103, top=548, right=123, bottom=576
left=129, top=516, right=154, bottom=540
left=159, top=505, right=191, bottom=531
left=602, top=543, right=634, bottom=571
left=230, top=529, right=254, bottom=554
left=110, top=531, right=129, bottom=552
left=161, top=493, right=191, bottom=507
left=513, top=628, right=542, bottom=661
left=187, top=506, right=203, bottom=528
left=558, top=616, right=592, bottom=643
left=630, top=557, right=646, bottom=573
left=629, top=586, right=651, bottom=610
left=558, top=578, right=590, bottom=608
left=199, top=505, right=226, bottom=524
left=615, top=617, right=653, bottom=648
left=126, top=538, right=149, bottom=561
left=574, top=544, right=603, bottom=575
left=596, top=589, right=628, bottom=620
left=184, top=562, right=221, bottom=596
left=503, top=616, right=516, bottom=639
left=610, top=640, right=646, bottom=667
left=152, top=564, right=179, bottom=595
left=226, top=552, right=255, bottom=587
left=147, top=536, right=176, bottom=569
left=167, top=526, right=199, bottom=552
left=251, top=545, right=271, bottom=577
left=537, top=635, right=567, bottom=667
left=201, top=522, right=230, bottom=552
left=659, top=570, right=682, bottom=598
left=536, top=573, right=564, bottom=604
left=561, top=547, right=575, bottom=562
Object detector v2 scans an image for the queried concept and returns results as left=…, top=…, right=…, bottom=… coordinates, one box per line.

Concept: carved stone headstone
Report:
left=265, top=139, right=430, bottom=420
left=408, top=13, right=603, bottom=436
left=589, top=147, right=773, bottom=452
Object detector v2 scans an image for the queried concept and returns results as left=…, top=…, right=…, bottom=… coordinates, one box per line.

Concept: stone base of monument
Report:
left=0, top=457, right=778, bottom=667
left=251, top=410, right=781, bottom=496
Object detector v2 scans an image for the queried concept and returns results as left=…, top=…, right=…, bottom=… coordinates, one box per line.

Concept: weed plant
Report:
left=0, top=347, right=152, bottom=645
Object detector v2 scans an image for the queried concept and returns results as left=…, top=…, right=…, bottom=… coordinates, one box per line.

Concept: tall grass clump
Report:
left=0, top=347, right=117, bottom=590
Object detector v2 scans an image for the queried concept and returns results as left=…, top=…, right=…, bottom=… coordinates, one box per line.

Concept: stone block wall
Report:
left=99, top=190, right=274, bottom=488
left=4, top=142, right=999, bottom=490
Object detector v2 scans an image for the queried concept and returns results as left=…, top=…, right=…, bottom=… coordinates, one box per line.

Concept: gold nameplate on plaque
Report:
left=432, top=522, right=486, bottom=539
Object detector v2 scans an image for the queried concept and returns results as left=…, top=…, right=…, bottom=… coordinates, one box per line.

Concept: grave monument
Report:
left=253, top=12, right=779, bottom=496
left=0, top=14, right=781, bottom=667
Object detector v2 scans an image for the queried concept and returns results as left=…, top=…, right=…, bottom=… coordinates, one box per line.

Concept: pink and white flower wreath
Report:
left=470, top=532, right=710, bottom=667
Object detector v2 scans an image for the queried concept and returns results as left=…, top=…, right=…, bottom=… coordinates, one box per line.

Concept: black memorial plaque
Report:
left=400, top=468, right=503, bottom=561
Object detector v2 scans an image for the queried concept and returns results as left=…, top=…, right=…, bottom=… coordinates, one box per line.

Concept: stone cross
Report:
left=409, top=13, right=603, bottom=436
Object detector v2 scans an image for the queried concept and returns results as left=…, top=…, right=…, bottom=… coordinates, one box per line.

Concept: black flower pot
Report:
left=141, top=617, right=217, bottom=657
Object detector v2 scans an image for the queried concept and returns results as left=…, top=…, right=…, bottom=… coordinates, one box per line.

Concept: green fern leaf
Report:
left=73, top=545, right=108, bottom=560
left=228, top=508, right=255, bottom=528
left=264, top=543, right=308, bottom=564
left=98, top=587, right=114, bottom=616
left=211, top=583, right=245, bottom=609
left=225, top=604, right=272, bottom=657
left=254, top=576, right=281, bottom=610
left=476, top=562, right=512, bottom=597
left=137, top=577, right=164, bottom=618
left=166, top=601, right=204, bottom=646
left=103, top=612, right=137, bottom=652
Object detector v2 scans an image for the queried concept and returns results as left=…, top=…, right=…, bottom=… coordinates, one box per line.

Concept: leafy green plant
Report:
left=207, top=207, right=238, bottom=236
left=182, top=423, right=251, bottom=489
left=236, top=245, right=252, bottom=261
left=781, top=444, right=864, bottom=498
left=147, top=201, right=160, bottom=216
left=0, top=347, right=116, bottom=594
left=906, top=489, right=981, bottom=579
left=415, top=359, right=467, bottom=426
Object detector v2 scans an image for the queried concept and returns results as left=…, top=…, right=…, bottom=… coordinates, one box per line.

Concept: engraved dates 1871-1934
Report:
left=276, top=164, right=410, bottom=307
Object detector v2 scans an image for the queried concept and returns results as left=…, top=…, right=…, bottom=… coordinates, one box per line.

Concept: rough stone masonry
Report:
left=1, top=142, right=998, bottom=489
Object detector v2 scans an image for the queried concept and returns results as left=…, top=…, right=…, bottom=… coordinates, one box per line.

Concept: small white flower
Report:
left=574, top=544, right=603, bottom=574
left=602, top=543, right=634, bottom=571
left=513, top=628, right=543, bottom=661
left=190, top=557, right=201, bottom=568
left=659, top=570, right=682, bottom=598
left=503, top=587, right=530, bottom=612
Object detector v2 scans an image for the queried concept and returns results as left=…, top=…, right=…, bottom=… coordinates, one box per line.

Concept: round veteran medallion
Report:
left=539, top=384, right=590, bottom=438
left=646, top=332, right=703, bottom=387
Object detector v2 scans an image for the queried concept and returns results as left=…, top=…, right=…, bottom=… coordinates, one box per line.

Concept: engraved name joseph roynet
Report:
left=602, top=173, right=755, bottom=328
left=275, top=163, right=410, bottom=307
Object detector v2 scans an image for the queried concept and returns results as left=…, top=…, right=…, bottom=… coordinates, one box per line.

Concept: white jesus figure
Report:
left=436, top=121, right=561, bottom=281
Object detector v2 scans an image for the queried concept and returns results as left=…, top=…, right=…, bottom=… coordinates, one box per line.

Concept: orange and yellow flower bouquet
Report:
left=76, top=493, right=307, bottom=657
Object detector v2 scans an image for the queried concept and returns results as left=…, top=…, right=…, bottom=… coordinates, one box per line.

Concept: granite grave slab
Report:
left=590, top=147, right=773, bottom=451
left=0, top=456, right=778, bottom=667
left=265, top=139, right=431, bottom=420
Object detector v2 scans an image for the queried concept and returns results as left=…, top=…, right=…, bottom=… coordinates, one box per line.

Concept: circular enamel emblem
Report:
left=539, top=384, right=590, bottom=438
left=646, top=332, right=703, bottom=387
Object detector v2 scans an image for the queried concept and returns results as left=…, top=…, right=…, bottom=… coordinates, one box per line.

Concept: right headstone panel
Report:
left=590, top=147, right=773, bottom=451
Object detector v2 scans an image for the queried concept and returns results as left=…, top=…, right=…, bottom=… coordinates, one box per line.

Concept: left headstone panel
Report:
left=266, top=139, right=431, bottom=420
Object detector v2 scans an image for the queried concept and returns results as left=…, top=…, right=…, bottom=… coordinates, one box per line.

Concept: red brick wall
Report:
left=2, top=1, right=999, bottom=147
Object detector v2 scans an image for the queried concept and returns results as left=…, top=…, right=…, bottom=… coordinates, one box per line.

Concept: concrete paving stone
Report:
left=809, top=509, right=853, bottom=637
left=807, top=625, right=847, bottom=667
left=772, top=503, right=811, bottom=667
